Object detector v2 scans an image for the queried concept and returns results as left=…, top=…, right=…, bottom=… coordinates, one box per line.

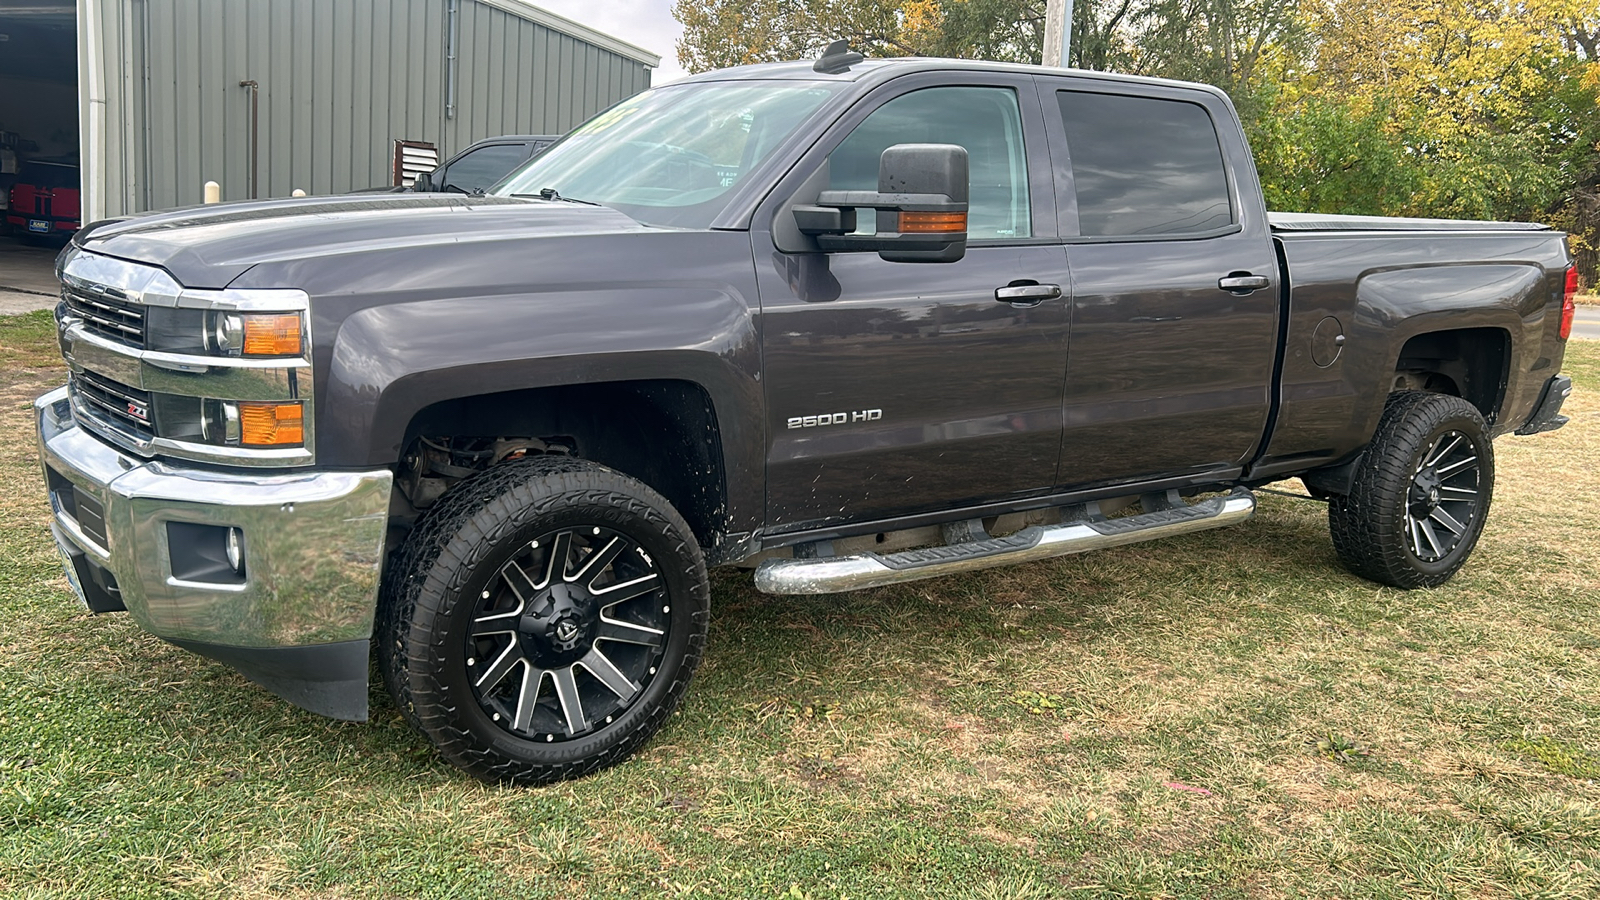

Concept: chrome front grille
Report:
left=71, top=370, right=155, bottom=441
left=57, top=248, right=316, bottom=466
left=63, top=284, right=146, bottom=349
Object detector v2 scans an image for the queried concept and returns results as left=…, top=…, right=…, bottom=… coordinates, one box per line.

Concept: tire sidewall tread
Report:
left=377, top=456, right=709, bottom=784
left=1328, top=391, right=1495, bottom=589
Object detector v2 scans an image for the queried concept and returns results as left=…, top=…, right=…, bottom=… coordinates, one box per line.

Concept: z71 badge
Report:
left=787, top=409, right=882, bottom=429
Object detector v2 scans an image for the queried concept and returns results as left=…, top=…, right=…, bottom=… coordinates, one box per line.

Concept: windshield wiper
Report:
left=511, top=188, right=600, bottom=206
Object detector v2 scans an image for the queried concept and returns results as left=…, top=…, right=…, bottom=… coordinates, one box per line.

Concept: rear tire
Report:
left=1328, top=391, right=1494, bottom=589
left=377, top=456, right=709, bottom=784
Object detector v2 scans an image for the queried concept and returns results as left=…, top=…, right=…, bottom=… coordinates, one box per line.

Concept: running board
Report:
left=754, top=488, right=1256, bottom=595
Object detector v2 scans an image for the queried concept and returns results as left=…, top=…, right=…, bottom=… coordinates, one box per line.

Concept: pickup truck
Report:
left=36, top=47, right=1577, bottom=785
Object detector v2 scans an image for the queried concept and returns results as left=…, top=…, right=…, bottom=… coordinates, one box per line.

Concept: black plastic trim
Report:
left=1515, top=374, right=1572, bottom=435
left=756, top=466, right=1245, bottom=549
left=52, top=523, right=127, bottom=613
left=167, top=638, right=370, bottom=721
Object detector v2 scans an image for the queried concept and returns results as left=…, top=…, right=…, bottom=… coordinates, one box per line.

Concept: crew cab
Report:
left=36, top=47, right=1575, bottom=784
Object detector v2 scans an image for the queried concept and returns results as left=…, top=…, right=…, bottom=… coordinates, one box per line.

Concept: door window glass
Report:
left=829, top=87, right=1030, bottom=240
left=1057, top=91, right=1233, bottom=237
left=439, top=144, right=529, bottom=193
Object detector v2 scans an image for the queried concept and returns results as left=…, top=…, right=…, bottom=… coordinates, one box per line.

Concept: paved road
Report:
left=1573, top=305, right=1600, bottom=341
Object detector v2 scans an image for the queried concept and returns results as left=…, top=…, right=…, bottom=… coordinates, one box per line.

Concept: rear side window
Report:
left=1057, top=91, right=1232, bottom=237
left=830, top=86, right=1031, bottom=240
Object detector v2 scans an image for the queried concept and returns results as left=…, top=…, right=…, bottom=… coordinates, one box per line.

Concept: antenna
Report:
left=814, top=40, right=864, bottom=74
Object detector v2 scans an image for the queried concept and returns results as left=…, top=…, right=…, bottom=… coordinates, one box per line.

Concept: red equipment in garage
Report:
left=6, top=159, right=80, bottom=236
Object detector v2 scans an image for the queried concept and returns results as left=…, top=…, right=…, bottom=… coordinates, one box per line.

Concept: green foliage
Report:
left=1250, top=90, right=1423, bottom=215
left=1503, top=736, right=1600, bottom=780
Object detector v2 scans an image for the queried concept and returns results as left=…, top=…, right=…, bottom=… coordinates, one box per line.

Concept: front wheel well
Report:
left=393, top=380, right=729, bottom=551
left=1391, top=327, right=1509, bottom=425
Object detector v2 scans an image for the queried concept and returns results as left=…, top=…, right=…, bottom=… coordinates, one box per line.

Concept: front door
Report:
left=755, top=79, right=1070, bottom=532
left=1038, top=80, right=1282, bottom=488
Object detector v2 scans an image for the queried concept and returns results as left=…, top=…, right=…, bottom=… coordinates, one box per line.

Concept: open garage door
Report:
left=0, top=0, right=79, bottom=241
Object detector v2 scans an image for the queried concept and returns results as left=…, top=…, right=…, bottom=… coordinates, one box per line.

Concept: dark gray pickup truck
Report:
left=37, top=48, right=1576, bottom=784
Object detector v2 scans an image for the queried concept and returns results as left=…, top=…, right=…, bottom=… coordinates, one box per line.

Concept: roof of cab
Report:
left=670, top=56, right=1234, bottom=103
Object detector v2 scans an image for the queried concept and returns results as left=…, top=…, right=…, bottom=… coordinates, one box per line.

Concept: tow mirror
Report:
left=793, top=143, right=969, bottom=263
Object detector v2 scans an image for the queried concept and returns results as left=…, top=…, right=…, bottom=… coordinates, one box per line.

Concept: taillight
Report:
left=1560, top=266, right=1578, bottom=340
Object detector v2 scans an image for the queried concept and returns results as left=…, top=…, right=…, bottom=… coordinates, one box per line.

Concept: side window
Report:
left=1057, top=91, right=1233, bottom=237
left=829, top=86, right=1030, bottom=240
left=439, top=144, right=530, bottom=193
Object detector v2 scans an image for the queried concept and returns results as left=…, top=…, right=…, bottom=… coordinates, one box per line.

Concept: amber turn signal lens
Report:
left=241, top=314, right=303, bottom=357
left=897, top=211, right=967, bottom=234
left=238, top=401, right=304, bottom=446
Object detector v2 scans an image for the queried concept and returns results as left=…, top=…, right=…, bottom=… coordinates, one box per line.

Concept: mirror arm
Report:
left=793, top=205, right=856, bottom=236
left=815, top=190, right=965, bottom=213
left=815, top=233, right=962, bottom=253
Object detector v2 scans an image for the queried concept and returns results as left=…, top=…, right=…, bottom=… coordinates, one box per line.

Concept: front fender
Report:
left=321, top=289, right=764, bottom=533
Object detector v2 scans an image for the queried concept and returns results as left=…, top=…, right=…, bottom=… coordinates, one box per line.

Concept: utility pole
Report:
left=1043, top=0, right=1074, bottom=68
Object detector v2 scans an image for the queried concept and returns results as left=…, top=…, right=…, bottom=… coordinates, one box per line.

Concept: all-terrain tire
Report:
left=1328, top=390, right=1494, bottom=589
left=376, top=456, right=709, bottom=784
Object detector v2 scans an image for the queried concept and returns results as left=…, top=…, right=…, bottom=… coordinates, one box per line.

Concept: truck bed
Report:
left=1269, top=211, right=1552, bottom=233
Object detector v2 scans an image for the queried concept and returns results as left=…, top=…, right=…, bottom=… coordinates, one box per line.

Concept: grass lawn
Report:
left=3, top=308, right=1598, bottom=898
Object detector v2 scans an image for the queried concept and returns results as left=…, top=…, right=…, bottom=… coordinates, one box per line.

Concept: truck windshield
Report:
left=494, top=81, right=842, bottom=229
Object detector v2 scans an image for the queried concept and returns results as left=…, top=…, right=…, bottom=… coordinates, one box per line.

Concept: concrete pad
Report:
left=0, top=289, right=55, bottom=316
left=0, top=234, right=65, bottom=295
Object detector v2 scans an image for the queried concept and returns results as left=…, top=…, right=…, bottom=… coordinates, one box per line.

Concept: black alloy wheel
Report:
left=1329, top=390, right=1495, bottom=589
left=378, top=456, right=709, bottom=785
left=1401, top=429, right=1483, bottom=563
left=466, top=524, right=671, bottom=742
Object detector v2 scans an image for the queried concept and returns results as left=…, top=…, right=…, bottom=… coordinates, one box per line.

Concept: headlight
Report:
left=209, top=312, right=303, bottom=357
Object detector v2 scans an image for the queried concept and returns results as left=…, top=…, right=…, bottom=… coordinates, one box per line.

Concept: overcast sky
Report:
left=530, top=1, right=688, bottom=84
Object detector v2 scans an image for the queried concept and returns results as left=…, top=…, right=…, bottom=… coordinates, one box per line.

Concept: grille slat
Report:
left=63, top=285, right=145, bottom=348
left=71, top=371, right=154, bottom=441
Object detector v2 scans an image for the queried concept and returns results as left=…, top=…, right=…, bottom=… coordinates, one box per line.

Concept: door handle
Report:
left=995, top=282, right=1062, bottom=306
left=1218, top=274, right=1270, bottom=295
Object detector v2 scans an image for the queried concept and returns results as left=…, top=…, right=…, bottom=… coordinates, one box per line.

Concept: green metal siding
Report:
left=90, top=0, right=652, bottom=216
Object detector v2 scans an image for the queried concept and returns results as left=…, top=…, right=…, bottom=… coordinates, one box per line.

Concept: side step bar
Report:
left=754, top=488, right=1256, bottom=595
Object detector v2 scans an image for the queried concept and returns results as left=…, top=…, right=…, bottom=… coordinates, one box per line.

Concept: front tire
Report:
left=1329, top=391, right=1494, bottom=589
left=377, top=456, right=709, bottom=784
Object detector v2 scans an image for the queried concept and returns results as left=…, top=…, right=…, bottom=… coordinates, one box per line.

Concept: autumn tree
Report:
left=672, top=0, right=944, bottom=72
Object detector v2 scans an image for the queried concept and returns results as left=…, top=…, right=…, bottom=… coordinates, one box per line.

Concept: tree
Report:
left=672, top=0, right=939, bottom=73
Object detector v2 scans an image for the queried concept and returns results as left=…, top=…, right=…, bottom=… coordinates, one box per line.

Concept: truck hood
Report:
left=73, top=194, right=651, bottom=289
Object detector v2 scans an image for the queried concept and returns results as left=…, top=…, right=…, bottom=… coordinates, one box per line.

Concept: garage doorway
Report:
left=0, top=0, right=79, bottom=253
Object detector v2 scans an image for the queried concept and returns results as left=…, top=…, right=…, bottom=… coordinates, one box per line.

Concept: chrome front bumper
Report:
left=35, top=386, right=393, bottom=718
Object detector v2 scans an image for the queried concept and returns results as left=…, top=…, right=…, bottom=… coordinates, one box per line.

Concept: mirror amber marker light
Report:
left=897, top=211, right=967, bottom=234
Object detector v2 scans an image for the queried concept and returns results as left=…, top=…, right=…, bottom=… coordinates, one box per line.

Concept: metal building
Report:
left=67, top=0, right=657, bottom=222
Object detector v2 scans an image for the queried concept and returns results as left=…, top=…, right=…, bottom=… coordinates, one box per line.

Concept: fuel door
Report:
left=1311, top=316, right=1346, bottom=368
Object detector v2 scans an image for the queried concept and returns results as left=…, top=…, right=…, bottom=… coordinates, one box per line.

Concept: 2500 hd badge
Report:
left=788, top=409, right=884, bottom=428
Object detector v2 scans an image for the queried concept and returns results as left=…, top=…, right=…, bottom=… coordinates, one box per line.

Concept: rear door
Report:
left=754, top=74, right=1071, bottom=532
left=1037, top=79, right=1281, bottom=487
